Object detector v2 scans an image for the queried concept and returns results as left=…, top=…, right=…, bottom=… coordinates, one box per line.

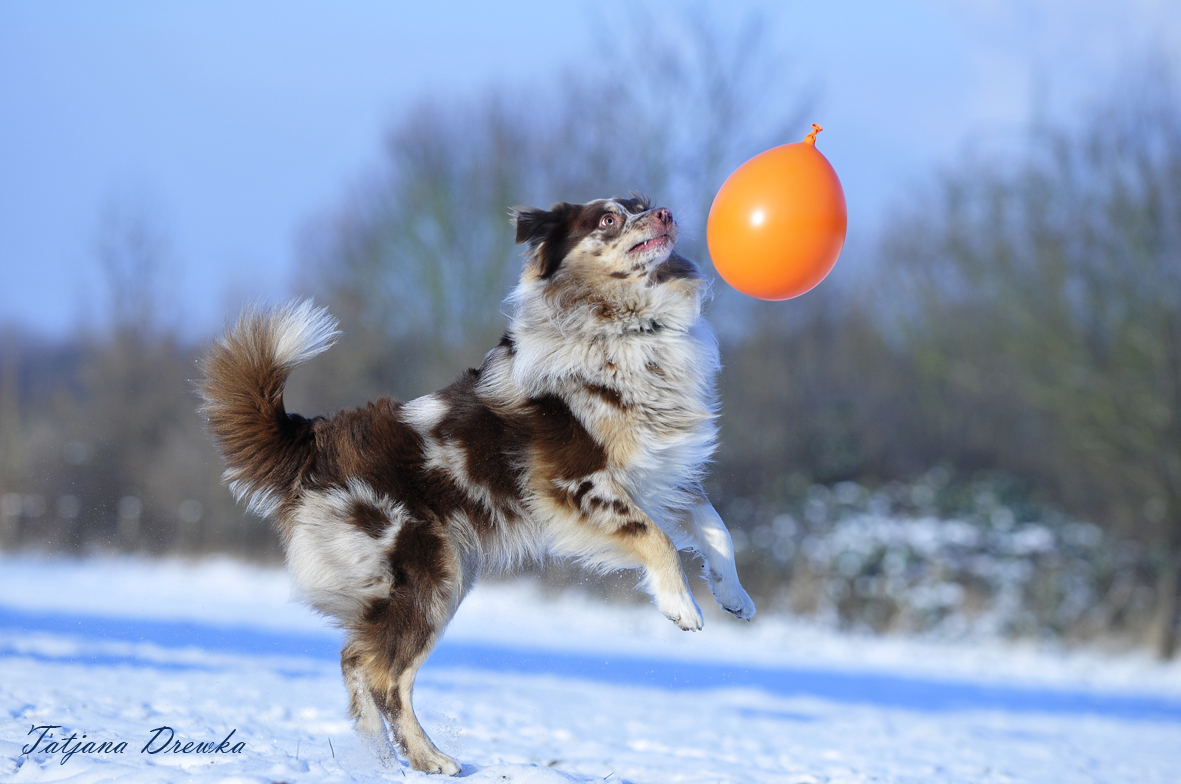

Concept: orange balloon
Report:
left=707, top=124, right=847, bottom=300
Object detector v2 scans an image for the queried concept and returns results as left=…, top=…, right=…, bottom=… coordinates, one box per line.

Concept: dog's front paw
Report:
left=658, top=591, right=704, bottom=631
left=710, top=576, right=756, bottom=620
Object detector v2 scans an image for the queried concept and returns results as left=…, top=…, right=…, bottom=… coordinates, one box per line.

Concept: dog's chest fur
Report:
left=483, top=279, right=719, bottom=528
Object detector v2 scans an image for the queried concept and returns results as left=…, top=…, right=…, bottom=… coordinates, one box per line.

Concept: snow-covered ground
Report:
left=1, top=554, right=1179, bottom=783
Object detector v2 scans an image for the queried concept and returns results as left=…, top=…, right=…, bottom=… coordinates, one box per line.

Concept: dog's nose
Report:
left=654, top=208, right=673, bottom=228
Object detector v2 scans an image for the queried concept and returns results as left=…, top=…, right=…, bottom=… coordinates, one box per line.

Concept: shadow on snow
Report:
left=2, top=603, right=1179, bottom=724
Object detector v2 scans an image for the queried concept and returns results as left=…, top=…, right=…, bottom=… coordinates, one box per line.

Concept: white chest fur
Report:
left=504, top=282, right=720, bottom=523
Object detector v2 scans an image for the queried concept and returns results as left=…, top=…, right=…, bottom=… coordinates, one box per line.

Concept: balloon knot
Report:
left=804, top=123, right=823, bottom=146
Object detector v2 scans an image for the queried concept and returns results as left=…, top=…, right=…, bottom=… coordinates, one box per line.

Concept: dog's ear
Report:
left=512, top=204, right=577, bottom=279
left=512, top=206, right=556, bottom=246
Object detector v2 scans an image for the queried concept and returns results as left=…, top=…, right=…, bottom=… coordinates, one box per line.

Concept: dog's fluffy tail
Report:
left=198, top=301, right=340, bottom=517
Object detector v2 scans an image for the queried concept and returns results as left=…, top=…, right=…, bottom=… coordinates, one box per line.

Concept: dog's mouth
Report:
left=627, top=233, right=671, bottom=255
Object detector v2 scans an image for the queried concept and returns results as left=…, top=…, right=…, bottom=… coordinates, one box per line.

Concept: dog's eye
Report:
left=599, top=214, right=618, bottom=229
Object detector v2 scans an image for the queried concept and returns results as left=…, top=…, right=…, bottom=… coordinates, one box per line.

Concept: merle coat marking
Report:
left=199, top=197, right=756, bottom=775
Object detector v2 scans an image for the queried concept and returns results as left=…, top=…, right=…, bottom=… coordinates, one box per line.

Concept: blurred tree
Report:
left=297, top=97, right=534, bottom=400
left=887, top=65, right=1181, bottom=658
left=95, top=194, right=174, bottom=337
left=0, top=197, right=268, bottom=559
left=0, top=331, right=22, bottom=484
left=716, top=288, right=931, bottom=500
left=0, top=329, right=26, bottom=548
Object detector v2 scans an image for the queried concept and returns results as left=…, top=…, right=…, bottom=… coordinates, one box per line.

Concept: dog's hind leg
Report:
left=372, top=633, right=458, bottom=775
left=344, top=628, right=460, bottom=775
left=355, top=520, right=464, bottom=775
left=341, top=641, right=391, bottom=763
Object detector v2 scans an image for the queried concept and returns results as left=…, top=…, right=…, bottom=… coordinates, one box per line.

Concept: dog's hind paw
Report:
left=712, top=578, right=756, bottom=620
left=409, top=750, right=462, bottom=776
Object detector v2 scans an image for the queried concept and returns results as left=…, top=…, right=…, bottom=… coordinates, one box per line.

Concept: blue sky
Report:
left=2, top=0, right=1179, bottom=339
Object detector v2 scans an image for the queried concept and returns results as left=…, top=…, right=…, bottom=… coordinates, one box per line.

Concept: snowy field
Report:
left=1, top=555, right=1180, bottom=783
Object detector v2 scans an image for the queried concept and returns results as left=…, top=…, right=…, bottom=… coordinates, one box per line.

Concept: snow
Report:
left=1, top=554, right=1180, bottom=783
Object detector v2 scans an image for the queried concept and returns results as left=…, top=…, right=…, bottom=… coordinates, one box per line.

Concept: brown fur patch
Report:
left=303, top=392, right=488, bottom=534
left=616, top=520, right=648, bottom=536
left=433, top=370, right=524, bottom=508
left=525, top=394, right=607, bottom=480
left=356, top=521, right=454, bottom=680
left=572, top=480, right=594, bottom=506
left=587, top=496, right=631, bottom=517
left=584, top=383, right=627, bottom=409
left=350, top=499, right=390, bottom=538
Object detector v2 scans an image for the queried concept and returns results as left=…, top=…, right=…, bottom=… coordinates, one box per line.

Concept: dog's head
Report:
left=503, top=197, right=714, bottom=392
left=511, top=197, right=702, bottom=292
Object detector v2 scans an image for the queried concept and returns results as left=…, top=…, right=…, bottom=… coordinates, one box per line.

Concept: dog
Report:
left=198, top=196, right=755, bottom=775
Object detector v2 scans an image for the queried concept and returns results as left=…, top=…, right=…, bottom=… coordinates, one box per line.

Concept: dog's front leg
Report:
left=570, top=489, right=703, bottom=630
left=626, top=518, right=705, bottom=631
left=684, top=489, right=756, bottom=620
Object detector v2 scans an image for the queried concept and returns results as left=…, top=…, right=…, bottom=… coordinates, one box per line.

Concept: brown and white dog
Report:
left=198, top=196, right=755, bottom=775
